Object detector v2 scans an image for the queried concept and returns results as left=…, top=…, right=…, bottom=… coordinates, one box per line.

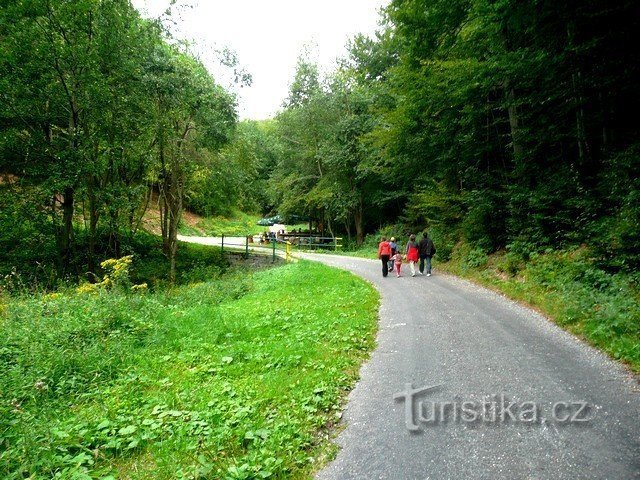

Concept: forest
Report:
left=0, top=0, right=243, bottom=285
left=3, top=0, right=639, bottom=288
left=267, top=0, right=640, bottom=266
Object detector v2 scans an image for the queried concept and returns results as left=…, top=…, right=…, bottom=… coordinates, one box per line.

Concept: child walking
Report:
left=392, top=251, right=403, bottom=277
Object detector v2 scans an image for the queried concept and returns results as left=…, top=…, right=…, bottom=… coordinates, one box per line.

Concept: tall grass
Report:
left=0, top=261, right=378, bottom=479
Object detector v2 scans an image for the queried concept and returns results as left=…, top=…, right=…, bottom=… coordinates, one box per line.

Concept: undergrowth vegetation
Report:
left=0, top=261, right=378, bottom=479
left=0, top=230, right=227, bottom=293
left=185, top=211, right=262, bottom=237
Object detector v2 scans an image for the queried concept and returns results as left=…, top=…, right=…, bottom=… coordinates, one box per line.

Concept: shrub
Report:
left=506, top=238, right=540, bottom=262
left=503, top=252, right=523, bottom=277
left=464, top=248, right=489, bottom=269
left=461, top=190, right=507, bottom=252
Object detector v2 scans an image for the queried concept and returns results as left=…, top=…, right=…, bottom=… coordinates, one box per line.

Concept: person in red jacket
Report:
left=405, top=234, right=419, bottom=277
left=378, top=236, right=392, bottom=277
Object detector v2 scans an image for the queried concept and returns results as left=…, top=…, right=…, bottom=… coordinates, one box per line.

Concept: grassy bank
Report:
left=180, top=210, right=262, bottom=237
left=0, top=261, right=379, bottom=479
left=440, top=245, right=639, bottom=373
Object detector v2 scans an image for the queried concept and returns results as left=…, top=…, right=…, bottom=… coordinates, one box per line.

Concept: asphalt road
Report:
left=297, top=253, right=640, bottom=480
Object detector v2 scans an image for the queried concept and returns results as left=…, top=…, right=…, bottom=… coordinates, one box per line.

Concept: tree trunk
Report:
left=158, top=139, right=184, bottom=284
left=131, top=186, right=153, bottom=235
left=87, top=179, right=99, bottom=276
left=158, top=133, right=171, bottom=256
left=160, top=189, right=170, bottom=255
left=109, top=209, right=121, bottom=258
left=159, top=179, right=178, bottom=282
left=56, top=102, right=79, bottom=274
left=167, top=169, right=183, bottom=285
left=344, top=219, right=352, bottom=244
left=600, top=91, right=609, bottom=153
left=505, top=84, right=523, bottom=158
left=566, top=21, right=592, bottom=168
left=572, top=70, right=591, bottom=167
left=354, top=196, right=365, bottom=246
left=327, top=216, right=335, bottom=240
left=58, top=187, right=75, bottom=273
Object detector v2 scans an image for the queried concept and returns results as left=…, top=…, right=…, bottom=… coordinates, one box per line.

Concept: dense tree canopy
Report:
left=1, top=0, right=638, bottom=282
left=266, top=0, right=640, bottom=270
left=0, top=0, right=238, bottom=281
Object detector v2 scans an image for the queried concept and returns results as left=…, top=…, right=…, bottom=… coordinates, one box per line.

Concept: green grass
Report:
left=0, top=261, right=379, bottom=479
left=177, top=222, right=205, bottom=236
left=440, top=245, right=640, bottom=373
left=190, top=210, right=262, bottom=237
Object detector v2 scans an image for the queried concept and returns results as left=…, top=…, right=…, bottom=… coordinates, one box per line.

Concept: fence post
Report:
left=272, top=239, right=276, bottom=262
left=334, top=236, right=337, bottom=251
left=221, top=234, right=224, bottom=254
left=245, top=235, right=249, bottom=259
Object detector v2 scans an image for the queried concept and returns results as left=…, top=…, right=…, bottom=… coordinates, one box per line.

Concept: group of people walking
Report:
left=378, top=232, right=436, bottom=278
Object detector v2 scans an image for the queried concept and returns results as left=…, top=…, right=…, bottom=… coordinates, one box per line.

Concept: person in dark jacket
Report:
left=418, top=231, right=436, bottom=276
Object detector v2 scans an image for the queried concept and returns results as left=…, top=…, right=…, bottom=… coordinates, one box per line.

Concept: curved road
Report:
left=295, top=253, right=640, bottom=480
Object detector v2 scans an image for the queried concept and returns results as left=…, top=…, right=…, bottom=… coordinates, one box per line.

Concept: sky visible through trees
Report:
left=132, top=0, right=389, bottom=119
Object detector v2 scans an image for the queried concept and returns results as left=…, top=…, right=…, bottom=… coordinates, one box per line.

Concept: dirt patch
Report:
left=141, top=193, right=205, bottom=235
left=0, top=173, right=19, bottom=185
left=182, top=209, right=203, bottom=229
